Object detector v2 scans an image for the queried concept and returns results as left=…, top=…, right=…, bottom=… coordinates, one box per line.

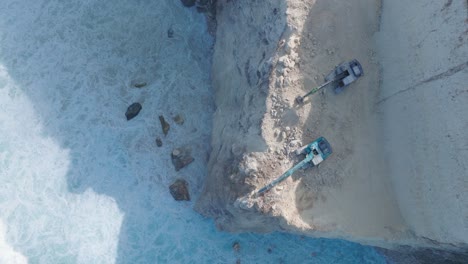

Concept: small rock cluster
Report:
left=272, top=126, right=301, bottom=156
left=159, top=114, right=193, bottom=201
left=122, top=78, right=193, bottom=202
left=125, top=78, right=151, bottom=120
left=275, top=35, right=300, bottom=89
left=160, top=118, right=194, bottom=201
left=269, top=34, right=306, bottom=159
left=269, top=92, right=290, bottom=122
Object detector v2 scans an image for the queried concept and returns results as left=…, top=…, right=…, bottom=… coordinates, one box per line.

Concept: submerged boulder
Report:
left=169, top=179, right=190, bottom=201
left=173, top=114, right=185, bottom=125
left=125, top=102, right=142, bottom=120
left=155, top=137, right=163, bottom=147
left=167, top=28, right=174, bottom=38
left=232, top=242, right=240, bottom=253
left=133, top=82, right=147, bottom=88
left=130, top=78, right=147, bottom=88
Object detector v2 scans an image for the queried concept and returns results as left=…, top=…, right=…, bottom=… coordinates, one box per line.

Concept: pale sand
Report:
left=376, top=0, right=468, bottom=245
left=259, top=0, right=408, bottom=243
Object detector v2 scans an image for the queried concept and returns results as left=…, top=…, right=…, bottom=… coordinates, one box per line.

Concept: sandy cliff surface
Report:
left=195, top=0, right=288, bottom=232
left=376, top=0, right=468, bottom=247
left=196, top=0, right=467, bottom=249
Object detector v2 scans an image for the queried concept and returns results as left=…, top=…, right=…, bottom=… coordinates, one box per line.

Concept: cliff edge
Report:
left=196, top=0, right=468, bottom=250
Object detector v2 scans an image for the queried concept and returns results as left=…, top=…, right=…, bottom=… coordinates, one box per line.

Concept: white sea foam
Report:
left=0, top=220, right=28, bottom=264
left=0, top=0, right=384, bottom=263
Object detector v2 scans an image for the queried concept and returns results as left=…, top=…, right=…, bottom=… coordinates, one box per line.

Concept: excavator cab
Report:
left=325, top=59, right=364, bottom=94
left=257, top=137, right=333, bottom=194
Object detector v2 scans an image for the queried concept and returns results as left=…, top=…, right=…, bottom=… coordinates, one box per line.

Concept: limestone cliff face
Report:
left=194, top=0, right=287, bottom=231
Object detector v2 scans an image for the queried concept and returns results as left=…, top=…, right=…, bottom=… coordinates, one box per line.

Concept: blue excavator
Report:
left=257, top=137, right=332, bottom=194
left=257, top=60, right=362, bottom=194
left=295, top=59, right=363, bottom=104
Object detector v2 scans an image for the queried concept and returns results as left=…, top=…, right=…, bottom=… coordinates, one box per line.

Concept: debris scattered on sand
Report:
left=155, top=137, right=163, bottom=147
left=125, top=102, right=142, bottom=120
left=173, top=114, right=185, bottom=125
left=280, top=131, right=286, bottom=141
left=169, top=179, right=190, bottom=201
left=171, top=147, right=194, bottom=171
left=159, top=115, right=170, bottom=136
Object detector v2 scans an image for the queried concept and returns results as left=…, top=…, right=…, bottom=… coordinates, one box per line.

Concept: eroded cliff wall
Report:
left=196, top=0, right=468, bottom=250
left=377, top=0, right=468, bottom=247
left=195, top=0, right=288, bottom=231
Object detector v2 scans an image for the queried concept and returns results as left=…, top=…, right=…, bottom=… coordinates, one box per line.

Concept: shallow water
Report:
left=0, top=0, right=385, bottom=263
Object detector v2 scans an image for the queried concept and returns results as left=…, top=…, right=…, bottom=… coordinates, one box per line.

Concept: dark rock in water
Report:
left=155, top=137, right=163, bottom=147
left=133, top=82, right=147, bottom=88
left=180, top=0, right=196, bottom=7
left=159, top=115, right=170, bottom=136
left=167, top=28, right=174, bottom=38
left=233, top=242, right=240, bottom=253
left=169, top=179, right=190, bottom=201
left=171, top=147, right=194, bottom=171
left=173, top=114, right=184, bottom=125
left=125, top=103, right=142, bottom=120
left=130, top=79, right=147, bottom=88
